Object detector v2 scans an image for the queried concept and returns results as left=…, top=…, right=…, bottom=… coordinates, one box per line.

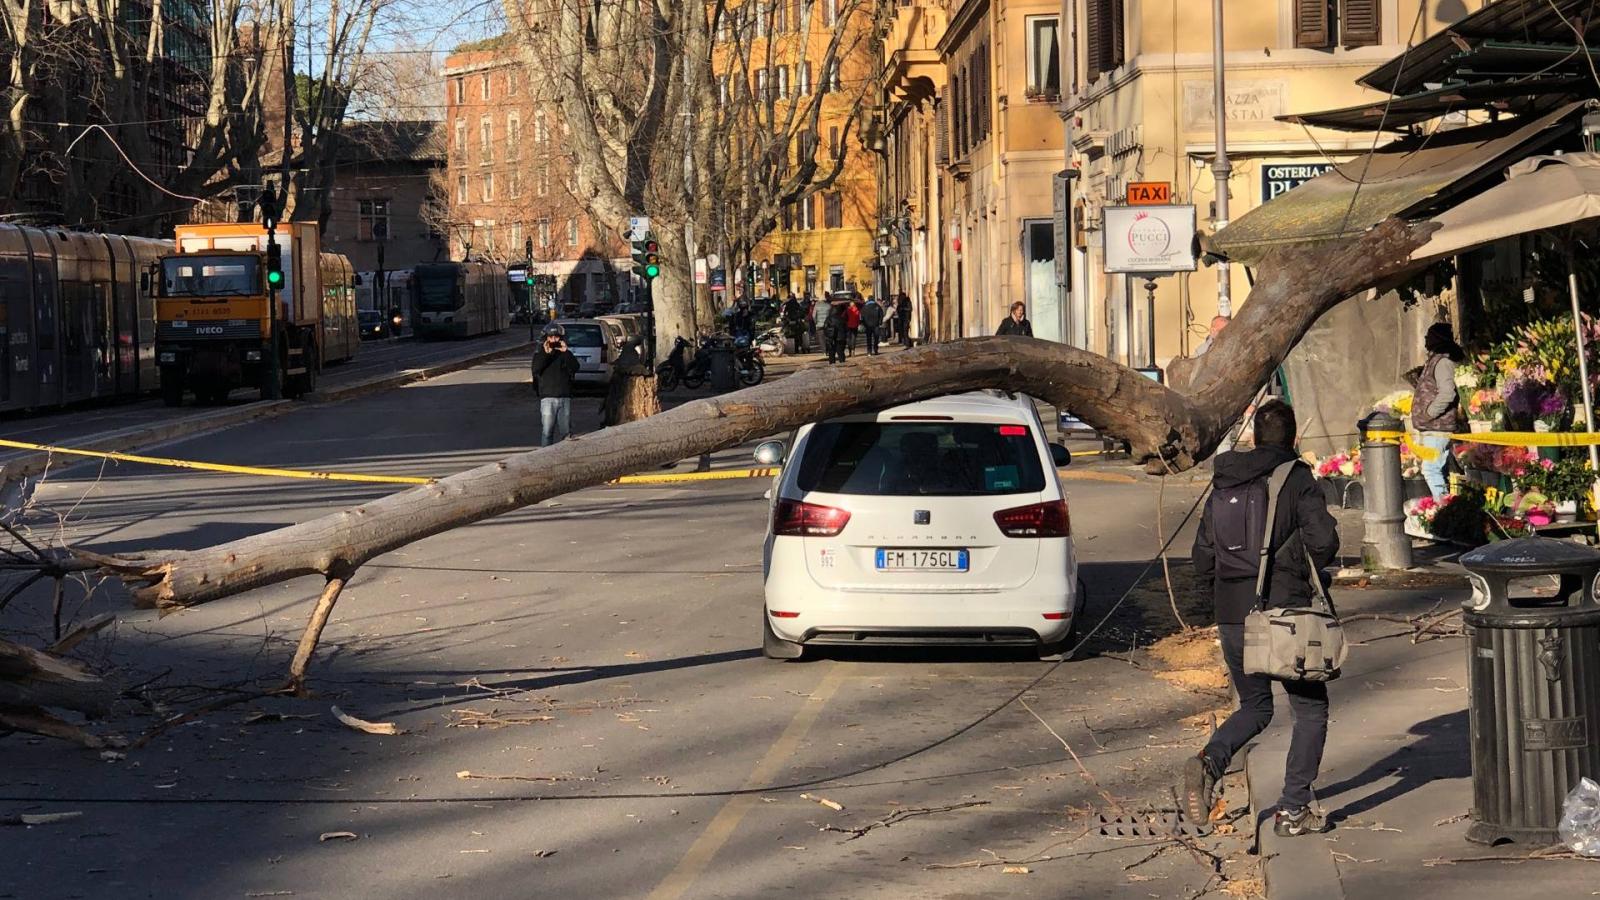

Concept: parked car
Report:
left=758, top=391, right=1083, bottom=660
left=552, top=318, right=612, bottom=387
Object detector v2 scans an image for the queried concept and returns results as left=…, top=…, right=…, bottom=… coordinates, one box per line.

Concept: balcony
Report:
left=881, top=0, right=947, bottom=109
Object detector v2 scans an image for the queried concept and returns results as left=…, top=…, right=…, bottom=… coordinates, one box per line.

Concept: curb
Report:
left=0, top=339, right=532, bottom=483
left=1245, top=731, right=1345, bottom=899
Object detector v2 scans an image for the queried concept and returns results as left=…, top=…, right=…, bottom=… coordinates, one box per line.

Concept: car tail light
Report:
left=773, top=499, right=851, bottom=536
left=994, top=500, right=1070, bottom=537
left=998, top=425, right=1028, bottom=436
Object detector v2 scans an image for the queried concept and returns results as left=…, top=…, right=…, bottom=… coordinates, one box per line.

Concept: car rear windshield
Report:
left=564, top=324, right=604, bottom=347
left=796, top=422, right=1046, bottom=496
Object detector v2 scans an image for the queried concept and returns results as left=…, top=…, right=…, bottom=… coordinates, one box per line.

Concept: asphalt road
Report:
left=0, top=357, right=1249, bottom=899
left=0, top=330, right=532, bottom=455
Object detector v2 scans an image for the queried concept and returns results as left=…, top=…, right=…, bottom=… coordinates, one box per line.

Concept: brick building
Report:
left=441, top=41, right=628, bottom=313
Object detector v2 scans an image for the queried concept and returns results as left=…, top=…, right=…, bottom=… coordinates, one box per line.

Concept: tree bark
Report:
left=0, top=636, right=114, bottom=717
left=81, top=219, right=1431, bottom=614
left=605, top=372, right=661, bottom=426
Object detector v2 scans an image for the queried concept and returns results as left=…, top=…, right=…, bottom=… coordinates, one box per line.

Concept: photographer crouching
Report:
left=533, top=323, right=580, bottom=446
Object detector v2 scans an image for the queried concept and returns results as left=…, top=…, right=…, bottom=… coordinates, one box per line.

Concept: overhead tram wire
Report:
left=1332, top=0, right=1428, bottom=241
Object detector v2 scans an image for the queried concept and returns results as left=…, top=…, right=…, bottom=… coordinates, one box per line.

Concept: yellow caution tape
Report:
left=1366, top=429, right=1600, bottom=462
left=609, top=467, right=779, bottom=485
left=0, top=437, right=435, bottom=485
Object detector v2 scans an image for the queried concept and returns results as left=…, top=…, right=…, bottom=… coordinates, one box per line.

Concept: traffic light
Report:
left=265, top=240, right=284, bottom=291
left=632, top=235, right=661, bottom=281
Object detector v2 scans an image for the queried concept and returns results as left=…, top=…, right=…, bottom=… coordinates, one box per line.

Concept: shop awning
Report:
left=1414, top=152, right=1600, bottom=260
left=1210, top=102, right=1581, bottom=265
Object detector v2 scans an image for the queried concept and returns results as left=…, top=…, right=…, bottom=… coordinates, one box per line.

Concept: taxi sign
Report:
left=1127, top=182, right=1172, bottom=205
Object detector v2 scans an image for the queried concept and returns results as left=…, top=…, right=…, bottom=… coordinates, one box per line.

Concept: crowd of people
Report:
left=780, top=292, right=914, bottom=364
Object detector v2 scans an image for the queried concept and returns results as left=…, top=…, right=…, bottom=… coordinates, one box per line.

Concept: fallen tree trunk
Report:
left=0, top=636, right=114, bottom=716
left=82, top=218, right=1431, bottom=619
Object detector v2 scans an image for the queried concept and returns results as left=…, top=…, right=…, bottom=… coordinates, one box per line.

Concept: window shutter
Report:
left=936, top=91, right=950, bottom=165
left=1295, top=0, right=1331, bottom=48
left=1110, top=0, right=1125, bottom=68
left=1085, top=0, right=1103, bottom=81
left=1341, top=0, right=1381, bottom=47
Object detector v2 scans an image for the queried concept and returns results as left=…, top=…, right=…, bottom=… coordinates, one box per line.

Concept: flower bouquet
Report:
left=1315, top=449, right=1361, bottom=479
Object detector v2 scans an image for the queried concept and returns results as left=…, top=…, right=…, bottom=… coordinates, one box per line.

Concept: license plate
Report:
left=876, top=549, right=969, bottom=572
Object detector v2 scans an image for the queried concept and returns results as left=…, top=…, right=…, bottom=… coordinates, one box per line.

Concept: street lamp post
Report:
left=1212, top=0, right=1233, bottom=319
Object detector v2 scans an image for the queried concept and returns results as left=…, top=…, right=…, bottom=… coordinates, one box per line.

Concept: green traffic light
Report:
left=267, top=270, right=283, bottom=285
left=644, top=264, right=660, bottom=279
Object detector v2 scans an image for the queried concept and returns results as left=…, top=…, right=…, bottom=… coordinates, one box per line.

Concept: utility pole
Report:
left=681, top=23, right=699, bottom=336
left=1211, top=0, right=1233, bottom=318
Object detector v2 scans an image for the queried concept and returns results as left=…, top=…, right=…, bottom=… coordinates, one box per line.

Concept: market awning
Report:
left=1210, top=102, right=1581, bottom=265
left=1413, top=152, right=1600, bottom=260
left=1278, top=78, right=1583, bottom=133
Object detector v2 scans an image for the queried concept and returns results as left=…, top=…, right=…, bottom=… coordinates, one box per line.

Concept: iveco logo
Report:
left=914, top=510, right=931, bottom=525
left=195, top=326, right=224, bottom=335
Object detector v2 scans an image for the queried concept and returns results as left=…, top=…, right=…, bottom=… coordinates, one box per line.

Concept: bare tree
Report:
left=506, top=0, right=883, bottom=342
left=0, top=0, right=276, bottom=230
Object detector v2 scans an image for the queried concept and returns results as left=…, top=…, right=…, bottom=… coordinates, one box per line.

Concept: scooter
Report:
left=656, top=336, right=709, bottom=390
left=734, top=335, right=765, bottom=387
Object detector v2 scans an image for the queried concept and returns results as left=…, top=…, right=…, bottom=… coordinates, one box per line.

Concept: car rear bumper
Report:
left=797, top=626, right=1045, bottom=647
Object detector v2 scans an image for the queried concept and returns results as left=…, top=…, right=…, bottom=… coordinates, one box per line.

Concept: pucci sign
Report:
left=1103, top=205, right=1197, bottom=274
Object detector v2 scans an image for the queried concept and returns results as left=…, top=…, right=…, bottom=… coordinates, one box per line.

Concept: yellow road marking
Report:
left=1060, top=469, right=1139, bottom=484
left=647, top=665, right=849, bottom=900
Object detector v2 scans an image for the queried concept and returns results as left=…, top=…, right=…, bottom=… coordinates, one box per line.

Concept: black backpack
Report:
left=1211, top=461, right=1297, bottom=581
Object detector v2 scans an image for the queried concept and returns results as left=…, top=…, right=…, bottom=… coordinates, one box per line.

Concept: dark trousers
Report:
left=825, top=330, right=845, bottom=363
left=866, top=327, right=881, bottom=355
left=846, top=327, right=859, bottom=354
left=899, top=318, right=912, bottom=346
left=1202, top=623, right=1329, bottom=810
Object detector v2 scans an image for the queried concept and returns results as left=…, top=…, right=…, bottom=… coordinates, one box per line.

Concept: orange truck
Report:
left=152, top=222, right=359, bottom=405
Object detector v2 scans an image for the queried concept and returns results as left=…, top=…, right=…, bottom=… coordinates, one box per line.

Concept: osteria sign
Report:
left=1102, top=205, right=1198, bottom=274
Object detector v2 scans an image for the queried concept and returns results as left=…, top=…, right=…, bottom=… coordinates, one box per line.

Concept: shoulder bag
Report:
left=1242, top=461, right=1348, bottom=682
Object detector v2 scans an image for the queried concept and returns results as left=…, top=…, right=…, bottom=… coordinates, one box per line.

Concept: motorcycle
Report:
left=734, top=335, right=765, bottom=387
left=656, top=336, right=709, bottom=390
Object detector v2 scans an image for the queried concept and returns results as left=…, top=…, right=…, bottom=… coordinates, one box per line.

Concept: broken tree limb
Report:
left=0, top=636, right=114, bottom=716
left=0, top=707, right=116, bottom=749
left=285, top=575, right=349, bottom=695
left=76, top=218, right=1431, bottom=617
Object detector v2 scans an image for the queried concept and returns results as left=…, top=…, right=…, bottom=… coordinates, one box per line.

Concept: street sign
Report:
left=710, top=268, right=726, bottom=292
left=1261, top=163, right=1336, bottom=201
left=627, top=216, right=651, bottom=242
left=706, top=252, right=721, bottom=269
left=1103, top=205, right=1197, bottom=274
left=694, top=257, right=708, bottom=284
left=1053, top=171, right=1072, bottom=288
left=506, top=266, right=527, bottom=283
left=1126, top=182, right=1171, bottom=205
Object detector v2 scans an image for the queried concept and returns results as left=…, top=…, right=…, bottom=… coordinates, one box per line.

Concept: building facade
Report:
left=1060, top=0, right=1472, bottom=366
left=320, top=121, right=447, bottom=273
left=737, top=1, right=882, bottom=303
left=441, top=42, right=628, bottom=312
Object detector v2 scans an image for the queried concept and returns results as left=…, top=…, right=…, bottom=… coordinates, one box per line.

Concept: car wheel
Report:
left=761, top=611, right=804, bottom=660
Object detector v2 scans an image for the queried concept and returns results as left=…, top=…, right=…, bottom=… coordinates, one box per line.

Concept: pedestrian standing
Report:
left=845, top=294, right=862, bottom=356
left=884, top=296, right=899, bottom=343
left=1413, top=323, right=1466, bottom=501
left=861, top=295, right=885, bottom=356
left=897, top=292, right=913, bottom=347
left=532, top=323, right=581, bottom=446
left=824, top=297, right=848, bottom=364
left=996, top=301, right=1033, bottom=337
left=1184, top=399, right=1339, bottom=838
left=811, top=294, right=831, bottom=355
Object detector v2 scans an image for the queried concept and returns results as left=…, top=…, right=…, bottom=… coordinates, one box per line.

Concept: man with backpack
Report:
left=1184, top=399, right=1340, bottom=838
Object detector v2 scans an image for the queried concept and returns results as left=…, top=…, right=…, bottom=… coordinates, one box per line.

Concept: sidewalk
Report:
left=1246, top=580, right=1600, bottom=899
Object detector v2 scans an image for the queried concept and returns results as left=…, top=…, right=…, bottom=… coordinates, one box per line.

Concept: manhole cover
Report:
left=1096, top=811, right=1211, bottom=839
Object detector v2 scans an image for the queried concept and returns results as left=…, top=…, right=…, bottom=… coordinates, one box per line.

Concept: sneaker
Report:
left=1273, top=806, right=1327, bottom=837
left=1181, top=754, right=1217, bottom=824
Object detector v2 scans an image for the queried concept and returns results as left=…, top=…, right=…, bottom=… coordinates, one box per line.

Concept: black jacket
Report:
left=996, top=316, right=1033, bottom=337
left=1192, top=445, right=1339, bottom=625
left=861, top=301, right=885, bottom=329
left=532, top=346, right=581, bottom=398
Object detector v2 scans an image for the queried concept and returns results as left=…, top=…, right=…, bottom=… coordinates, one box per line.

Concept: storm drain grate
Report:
left=1096, top=811, right=1211, bottom=839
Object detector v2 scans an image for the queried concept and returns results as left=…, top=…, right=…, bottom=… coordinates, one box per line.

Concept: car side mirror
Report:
left=1050, top=443, right=1071, bottom=468
left=754, top=440, right=787, bottom=466
left=139, top=271, right=149, bottom=292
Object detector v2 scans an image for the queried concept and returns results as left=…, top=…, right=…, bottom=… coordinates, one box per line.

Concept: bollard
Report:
left=1360, top=411, right=1414, bottom=570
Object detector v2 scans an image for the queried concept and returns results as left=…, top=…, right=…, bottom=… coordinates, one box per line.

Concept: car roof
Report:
left=554, top=318, right=603, bottom=325
left=819, top=391, right=1039, bottom=424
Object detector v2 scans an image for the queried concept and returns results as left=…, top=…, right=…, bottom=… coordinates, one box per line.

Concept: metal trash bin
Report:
left=1461, top=537, right=1600, bottom=845
left=708, top=337, right=736, bottom=392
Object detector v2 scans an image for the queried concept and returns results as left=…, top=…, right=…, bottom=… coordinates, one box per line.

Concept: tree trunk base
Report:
left=605, top=372, right=660, bottom=426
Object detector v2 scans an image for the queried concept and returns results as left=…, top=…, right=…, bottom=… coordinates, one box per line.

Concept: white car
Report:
left=759, top=391, right=1085, bottom=660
